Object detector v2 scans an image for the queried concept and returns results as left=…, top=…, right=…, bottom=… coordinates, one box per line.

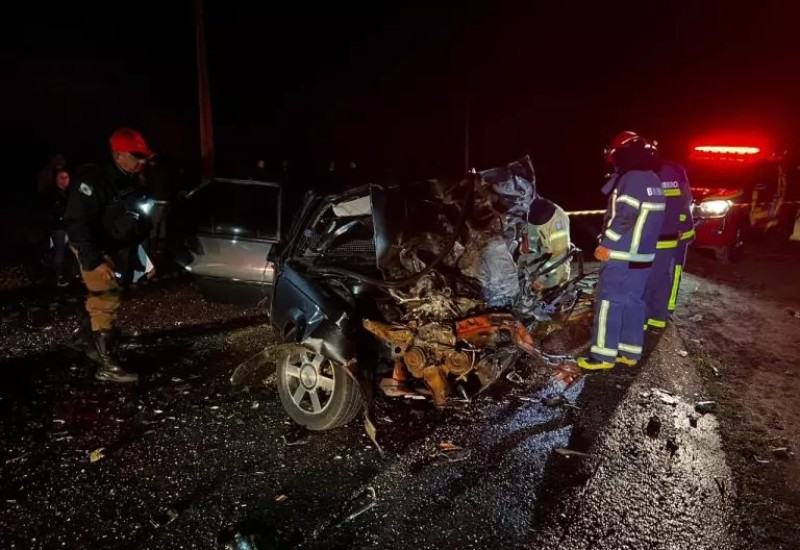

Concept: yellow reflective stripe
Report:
left=604, top=229, right=622, bottom=241
left=656, top=240, right=678, bottom=249
left=619, top=343, right=643, bottom=355
left=591, top=345, right=618, bottom=358
left=641, top=202, right=666, bottom=211
left=608, top=189, right=618, bottom=227
left=609, top=250, right=630, bottom=260
left=664, top=188, right=682, bottom=197
left=680, top=228, right=696, bottom=240
left=617, top=195, right=641, bottom=209
left=597, top=299, right=610, bottom=349
left=549, top=230, right=569, bottom=241
left=679, top=214, right=687, bottom=222
left=647, top=318, right=667, bottom=328
left=668, top=265, right=682, bottom=311
left=631, top=208, right=649, bottom=254
left=609, top=250, right=655, bottom=262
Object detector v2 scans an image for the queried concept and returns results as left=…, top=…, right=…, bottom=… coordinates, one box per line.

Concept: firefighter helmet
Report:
left=605, top=130, right=654, bottom=165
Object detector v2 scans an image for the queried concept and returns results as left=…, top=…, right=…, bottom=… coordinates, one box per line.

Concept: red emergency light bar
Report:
left=690, top=143, right=769, bottom=163
left=693, top=145, right=761, bottom=155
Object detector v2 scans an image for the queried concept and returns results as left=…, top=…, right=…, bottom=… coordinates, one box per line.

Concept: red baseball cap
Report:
left=109, top=128, right=155, bottom=158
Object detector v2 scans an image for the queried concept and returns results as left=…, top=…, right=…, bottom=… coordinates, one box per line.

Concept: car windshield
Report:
left=687, top=163, right=755, bottom=189
left=688, top=162, right=772, bottom=190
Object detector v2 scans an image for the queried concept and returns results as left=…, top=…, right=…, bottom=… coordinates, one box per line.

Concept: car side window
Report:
left=191, top=180, right=281, bottom=242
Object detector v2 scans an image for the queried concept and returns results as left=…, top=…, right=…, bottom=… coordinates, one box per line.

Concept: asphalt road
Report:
left=0, top=272, right=742, bottom=550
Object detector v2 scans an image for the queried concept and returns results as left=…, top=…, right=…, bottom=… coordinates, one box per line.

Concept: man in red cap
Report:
left=64, top=128, right=156, bottom=383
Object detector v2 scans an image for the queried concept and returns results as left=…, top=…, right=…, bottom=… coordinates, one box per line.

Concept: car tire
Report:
left=714, top=224, right=745, bottom=263
left=276, top=347, right=363, bottom=431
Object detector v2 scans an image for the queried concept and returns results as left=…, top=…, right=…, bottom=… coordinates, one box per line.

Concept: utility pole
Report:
left=196, top=0, right=215, bottom=179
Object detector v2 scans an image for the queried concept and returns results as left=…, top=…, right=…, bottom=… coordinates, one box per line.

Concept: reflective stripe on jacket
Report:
left=600, top=170, right=666, bottom=262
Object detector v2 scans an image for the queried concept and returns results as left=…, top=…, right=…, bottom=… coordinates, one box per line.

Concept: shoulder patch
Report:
left=79, top=183, right=93, bottom=197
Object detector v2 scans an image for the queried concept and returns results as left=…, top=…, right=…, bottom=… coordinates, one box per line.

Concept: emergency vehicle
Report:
left=687, top=143, right=799, bottom=262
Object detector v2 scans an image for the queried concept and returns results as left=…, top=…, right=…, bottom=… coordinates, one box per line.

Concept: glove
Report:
left=594, top=246, right=612, bottom=262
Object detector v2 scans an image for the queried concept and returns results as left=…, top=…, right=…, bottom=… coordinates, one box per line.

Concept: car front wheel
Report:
left=276, top=348, right=363, bottom=430
left=715, top=224, right=745, bottom=263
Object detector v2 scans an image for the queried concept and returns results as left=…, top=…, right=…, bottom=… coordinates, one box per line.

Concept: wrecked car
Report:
left=268, top=157, right=592, bottom=430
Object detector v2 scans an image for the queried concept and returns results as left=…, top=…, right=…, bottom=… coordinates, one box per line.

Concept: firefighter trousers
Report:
left=644, top=242, right=688, bottom=330
left=590, top=261, right=651, bottom=362
left=72, top=248, right=120, bottom=332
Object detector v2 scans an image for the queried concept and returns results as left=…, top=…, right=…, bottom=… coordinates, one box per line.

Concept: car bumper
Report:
left=692, top=216, right=737, bottom=249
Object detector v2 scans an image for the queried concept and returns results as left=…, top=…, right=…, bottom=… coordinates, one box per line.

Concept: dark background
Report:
left=2, top=0, right=799, bottom=214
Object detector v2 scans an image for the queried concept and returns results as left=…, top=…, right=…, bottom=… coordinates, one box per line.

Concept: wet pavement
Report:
left=0, top=275, right=743, bottom=549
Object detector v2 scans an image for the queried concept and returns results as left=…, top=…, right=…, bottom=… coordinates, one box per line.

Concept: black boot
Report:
left=94, top=331, right=138, bottom=383
left=69, top=315, right=97, bottom=359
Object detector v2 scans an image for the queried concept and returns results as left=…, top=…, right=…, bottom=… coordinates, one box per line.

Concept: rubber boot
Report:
left=576, top=357, right=615, bottom=371
left=94, top=331, right=138, bottom=383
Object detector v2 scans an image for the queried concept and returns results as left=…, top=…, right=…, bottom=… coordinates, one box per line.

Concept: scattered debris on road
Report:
left=435, top=442, right=471, bottom=462
left=89, top=448, right=105, bottom=463
left=282, top=429, right=310, bottom=447
left=653, top=388, right=678, bottom=406
left=149, top=507, right=179, bottom=528
left=5, top=452, right=31, bottom=465
left=554, top=448, right=592, bottom=459
left=666, top=437, right=679, bottom=458
left=342, top=487, right=377, bottom=524
left=541, top=394, right=568, bottom=408
left=753, top=455, right=771, bottom=464
left=769, top=447, right=792, bottom=460
left=646, top=416, right=662, bottom=439
left=678, top=350, right=689, bottom=357
left=694, top=400, right=718, bottom=414
left=221, top=532, right=258, bottom=550
left=714, top=476, right=726, bottom=497
left=275, top=494, right=288, bottom=503
left=438, top=441, right=462, bottom=452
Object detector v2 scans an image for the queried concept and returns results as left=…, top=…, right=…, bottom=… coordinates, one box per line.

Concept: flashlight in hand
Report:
left=137, top=198, right=155, bottom=216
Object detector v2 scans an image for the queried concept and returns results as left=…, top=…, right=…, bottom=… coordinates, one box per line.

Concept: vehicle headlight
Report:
left=696, top=199, right=732, bottom=218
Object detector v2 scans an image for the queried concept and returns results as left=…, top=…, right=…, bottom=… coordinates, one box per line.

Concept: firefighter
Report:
left=65, top=128, right=155, bottom=383
left=519, top=194, right=571, bottom=290
left=643, top=160, right=695, bottom=339
left=577, top=131, right=665, bottom=370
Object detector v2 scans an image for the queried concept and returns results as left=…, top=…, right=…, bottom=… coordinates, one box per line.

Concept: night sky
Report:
left=3, top=0, right=800, bottom=209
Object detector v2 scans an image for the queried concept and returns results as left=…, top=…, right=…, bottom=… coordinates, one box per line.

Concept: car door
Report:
left=750, top=162, right=779, bottom=230
left=179, top=178, right=281, bottom=304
